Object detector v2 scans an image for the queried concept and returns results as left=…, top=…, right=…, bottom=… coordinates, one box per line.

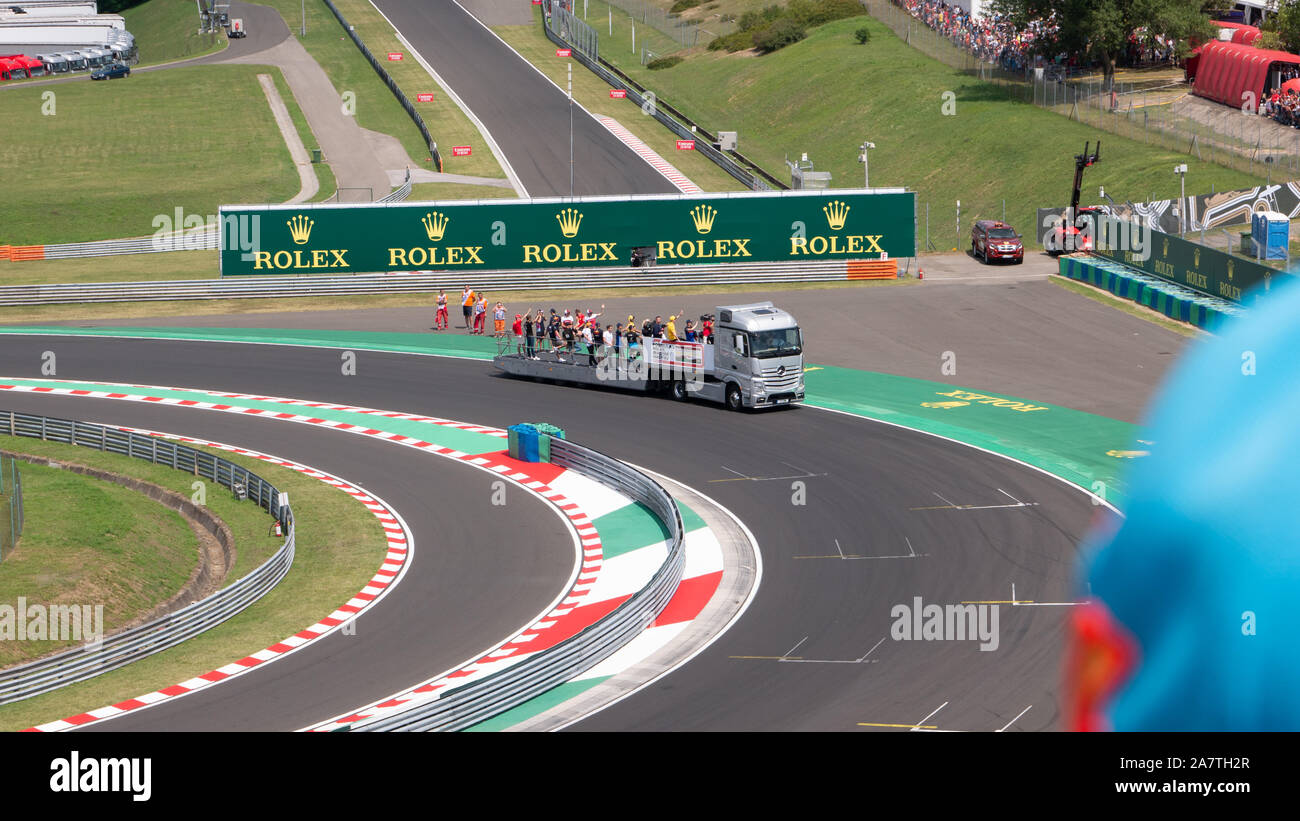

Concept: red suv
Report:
left=971, top=220, right=1024, bottom=264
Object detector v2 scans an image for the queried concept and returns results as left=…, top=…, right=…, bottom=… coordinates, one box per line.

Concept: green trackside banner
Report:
left=1091, top=228, right=1288, bottom=306
left=217, top=190, right=917, bottom=276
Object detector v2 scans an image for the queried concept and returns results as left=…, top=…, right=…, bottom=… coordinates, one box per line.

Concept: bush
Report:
left=708, top=30, right=758, bottom=52
left=711, top=0, right=861, bottom=55
left=647, top=55, right=685, bottom=70
left=753, top=18, right=807, bottom=53
left=670, top=0, right=701, bottom=11
left=855, top=25, right=871, bottom=44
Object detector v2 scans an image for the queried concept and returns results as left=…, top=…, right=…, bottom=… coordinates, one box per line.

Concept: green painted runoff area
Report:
left=0, top=325, right=1140, bottom=507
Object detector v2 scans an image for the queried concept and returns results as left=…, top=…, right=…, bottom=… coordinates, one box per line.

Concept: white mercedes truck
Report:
left=493, top=301, right=805, bottom=410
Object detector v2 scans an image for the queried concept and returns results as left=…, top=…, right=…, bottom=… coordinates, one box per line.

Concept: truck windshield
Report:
left=750, top=328, right=802, bottom=359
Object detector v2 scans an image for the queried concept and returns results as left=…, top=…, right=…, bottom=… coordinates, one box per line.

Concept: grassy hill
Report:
left=124, top=0, right=226, bottom=66
left=601, top=12, right=1265, bottom=250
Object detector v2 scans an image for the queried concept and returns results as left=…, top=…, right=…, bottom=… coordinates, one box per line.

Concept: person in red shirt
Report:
left=435, top=290, right=449, bottom=331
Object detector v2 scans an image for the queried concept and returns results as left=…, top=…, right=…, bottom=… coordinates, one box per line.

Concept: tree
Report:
left=1275, top=0, right=1300, bottom=53
left=989, top=0, right=1219, bottom=90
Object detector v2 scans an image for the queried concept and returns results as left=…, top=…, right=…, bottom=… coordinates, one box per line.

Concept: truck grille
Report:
left=761, top=365, right=801, bottom=391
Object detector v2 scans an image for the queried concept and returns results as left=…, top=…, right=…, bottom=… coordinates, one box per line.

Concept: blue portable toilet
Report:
left=1251, top=211, right=1289, bottom=260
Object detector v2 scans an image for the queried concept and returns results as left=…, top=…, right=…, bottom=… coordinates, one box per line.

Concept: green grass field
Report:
left=0, top=435, right=386, bottom=731
left=591, top=14, right=1266, bottom=250
left=125, top=0, right=228, bottom=66
left=0, top=457, right=199, bottom=666
left=0, top=65, right=307, bottom=244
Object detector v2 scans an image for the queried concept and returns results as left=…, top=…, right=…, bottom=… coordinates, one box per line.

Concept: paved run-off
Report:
left=0, top=325, right=1142, bottom=508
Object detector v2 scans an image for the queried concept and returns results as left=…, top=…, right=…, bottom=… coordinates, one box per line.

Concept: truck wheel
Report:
left=671, top=380, right=688, bottom=401
left=725, top=383, right=743, bottom=411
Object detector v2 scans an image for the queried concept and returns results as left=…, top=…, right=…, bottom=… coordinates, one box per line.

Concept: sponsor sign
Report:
left=1091, top=227, right=1282, bottom=305
left=416, top=93, right=435, bottom=102
left=386, top=52, right=403, bottom=61
left=610, top=89, right=627, bottom=99
left=451, top=145, right=472, bottom=157
left=676, top=140, right=695, bottom=151
left=219, top=190, right=917, bottom=275
left=645, top=338, right=706, bottom=374
left=556, top=49, right=572, bottom=57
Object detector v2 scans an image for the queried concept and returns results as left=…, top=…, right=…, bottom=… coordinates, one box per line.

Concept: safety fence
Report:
left=545, top=3, right=786, bottom=191
left=0, top=454, right=22, bottom=563
left=0, top=411, right=293, bottom=705
left=378, top=169, right=414, bottom=204
left=353, top=436, right=684, bottom=731
left=0, top=258, right=897, bottom=307
left=867, top=0, right=1288, bottom=179
left=321, top=0, right=443, bottom=173
left=1, top=226, right=220, bottom=263
left=602, top=0, right=719, bottom=50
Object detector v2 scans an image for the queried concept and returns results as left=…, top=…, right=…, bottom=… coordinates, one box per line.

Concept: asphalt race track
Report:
left=0, top=336, right=1095, bottom=731
left=0, top=341, right=575, bottom=731
left=369, top=0, right=683, bottom=197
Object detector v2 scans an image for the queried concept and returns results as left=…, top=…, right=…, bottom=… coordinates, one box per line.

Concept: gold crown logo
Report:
left=1193, top=247, right=1200, bottom=268
left=690, top=204, right=718, bottom=235
left=422, top=211, right=449, bottom=242
left=1162, top=238, right=1169, bottom=257
left=1227, top=259, right=1234, bottom=280
left=287, top=215, right=314, bottom=245
left=823, top=200, right=850, bottom=231
left=555, top=208, right=583, bottom=238
left=921, top=400, right=969, bottom=409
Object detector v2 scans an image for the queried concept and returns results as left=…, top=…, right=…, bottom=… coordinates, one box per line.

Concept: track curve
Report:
left=2, top=335, right=1093, bottom=730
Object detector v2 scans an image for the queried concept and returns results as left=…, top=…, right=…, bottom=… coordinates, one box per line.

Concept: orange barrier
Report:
left=0, top=246, right=9, bottom=261
left=7, top=245, right=45, bottom=261
left=846, top=259, right=898, bottom=280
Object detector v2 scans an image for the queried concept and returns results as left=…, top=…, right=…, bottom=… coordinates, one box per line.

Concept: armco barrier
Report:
left=321, top=0, right=443, bottom=173
left=544, top=5, right=785, bottom=191
left=0, top=259, right=894, bottom=306
left=0, top=412, right=293, bottom=705
left=353, top=437, right=684, bottom=731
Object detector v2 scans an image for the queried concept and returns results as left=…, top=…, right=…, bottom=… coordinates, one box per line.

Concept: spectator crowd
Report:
left=1262, top=83, right=1300, bottom=127
left=895, top=0, right=1179, bottom=75
left=435, top=287, right=717, bottom=366
left=897, top=0, right=1057, bottom=72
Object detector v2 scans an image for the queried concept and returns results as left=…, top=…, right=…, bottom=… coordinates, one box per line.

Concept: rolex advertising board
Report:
left=217, top=190, right=916, bottom=276
left=1090, top=227, right=1283, bottom=306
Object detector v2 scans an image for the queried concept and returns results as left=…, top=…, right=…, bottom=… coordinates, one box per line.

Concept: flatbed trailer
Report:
left=493, top=301, right=805, bottom=410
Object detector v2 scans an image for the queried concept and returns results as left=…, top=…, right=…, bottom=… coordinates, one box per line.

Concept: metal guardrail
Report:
left=0, top=411, right=294, bottom=705
left=0, top=259, right=868, bottom=306
left=543, top=4, right=786, bottom=192
left=354, top=437, right=684, bottom=731
left=321, top=0, right=443, bottom=173
left=378, top=169, right=413, bottom=204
